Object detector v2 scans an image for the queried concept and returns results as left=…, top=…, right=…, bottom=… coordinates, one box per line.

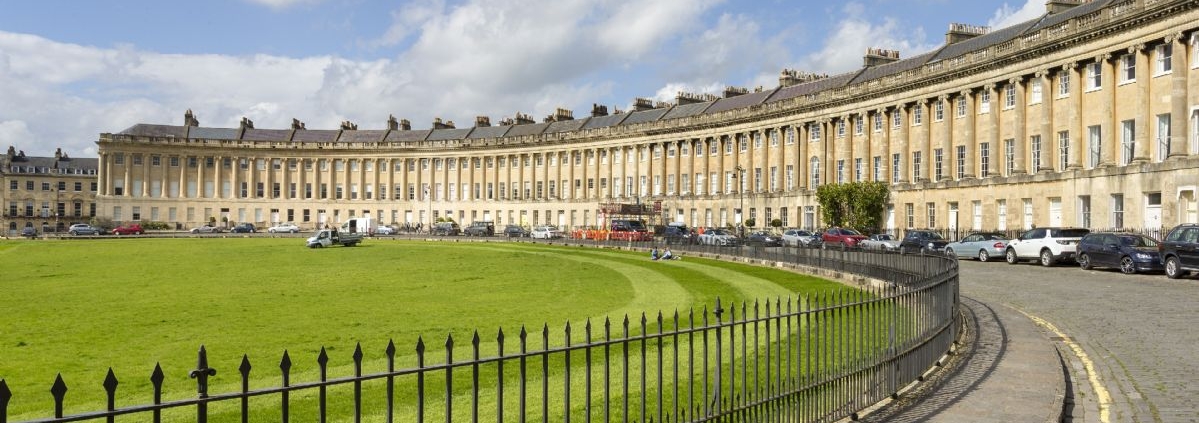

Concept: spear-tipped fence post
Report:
left=280, top=351, right=292, bottom=423
left=238, top=355, right=251, bottom=423
left=103, top=368, right=118, bottom=423
left=189, top=346, right=217, bottom=423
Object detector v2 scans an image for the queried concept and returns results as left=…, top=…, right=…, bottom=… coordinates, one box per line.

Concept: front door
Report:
left=1049, top=198, right=1062, bottom=227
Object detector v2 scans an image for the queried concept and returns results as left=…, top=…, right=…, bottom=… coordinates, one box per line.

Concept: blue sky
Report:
left=0, top=0, right=1045, bottom=157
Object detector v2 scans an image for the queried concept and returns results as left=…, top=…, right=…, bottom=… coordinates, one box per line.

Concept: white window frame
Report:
left=1156, top=113, right=1171, bottom=162
left=1086, top=62, right=1102, bottom=91
left=1121, top=120, right=1135, bottom=165
left=1059, top=130, right=1071, bottom=171
left=1087, top=126, right=1101, bottom=168
left=1004, top=84, right=1016, bottom=109
left=979, top=90, right=991, bottom=113
left=1155, top=43, right=1173, bottom=76
left=1030, top=80, right=1042, bottom=104
left=1120, top=53, right=1135, bottom=83
left=1059, top=71, right=1071, bottom=97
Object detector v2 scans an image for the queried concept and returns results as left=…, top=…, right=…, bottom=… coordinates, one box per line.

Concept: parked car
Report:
left=112, top=223, right=145, bottom=235
left=531, top=225, right=562, bottom=239
left=860, top=234, right=901, bottom=251
left=820, top=227, right=867, bottom=249
left=1077, top=232, right=1162, bottom=274
left=230, top=223, right=257, bottom=233
left=503, top=224, right=529, bottom=238
left=781, top=229, right=818, bottom=247
left=431, top=222, right=461, bottom=236
left=900, top=230, right=950, bottom=254
left=375, top=225, right=396, bottom=235
left=944, top=232, right=1009, bottom=262
left=464, top=221, right=495, bottom=236
left=660, top=223, right=695, bottom=245
left=745, top=231, right=783, bottom=247
left=698, top=228, right=740, bottom=246
left=190, top=224, right=224, bottom=234
left=21, top=227, right=38, bottom=238
left=1005, top=227, right=1090, bottom=267
left=68, top=223, right=103, bottom=236
left=267, top=222, right=301, bottom=233
left=1159, top=223, right=1199, bottom=279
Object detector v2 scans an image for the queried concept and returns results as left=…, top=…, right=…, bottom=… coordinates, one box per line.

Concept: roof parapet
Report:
left=946, top=23, right=989, bottom=44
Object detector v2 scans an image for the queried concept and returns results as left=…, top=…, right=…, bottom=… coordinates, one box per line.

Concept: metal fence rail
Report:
left=0, top=243, right=959, bottom=423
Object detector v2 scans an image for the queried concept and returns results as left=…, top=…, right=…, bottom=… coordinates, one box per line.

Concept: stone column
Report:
left=193, top=157, right=202, bottom=199
left=160, top=156, right=168, bottom=198
left=1067, top=63, right=1084, bottom=169
left=1037, top=70, right=1055, bottom=173
left=178, top=156, right=187, bottom=198
left=920, top=100, right=933, bottom=181
left=960, top=91, right=977, bottom=179
left=1010, top=77, right=1027, bottom=175
left=1169, top=32, right=1190, bottom=158
left=895, top=105, right=910, bottom=182
left=986, top=84, right=1002, bottom=176
left=939, top=95, right=952, bottom=181
left=1099, top=53, right=1117, bottom=167
left=141, top=154, right=150, bottom=197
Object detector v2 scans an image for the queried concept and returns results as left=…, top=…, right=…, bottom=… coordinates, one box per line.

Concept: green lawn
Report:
left=0, top=238, right=851, bottom=421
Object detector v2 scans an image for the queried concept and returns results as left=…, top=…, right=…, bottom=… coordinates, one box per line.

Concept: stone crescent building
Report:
left=40, top=0, right=1199, bottom=233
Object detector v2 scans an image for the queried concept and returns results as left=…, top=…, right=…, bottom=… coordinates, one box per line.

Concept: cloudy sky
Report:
left=0, top=0, right=1045, bottom=157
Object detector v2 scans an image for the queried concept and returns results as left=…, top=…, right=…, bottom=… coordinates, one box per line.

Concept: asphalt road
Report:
left=957, top=259, right=1199, bottom=423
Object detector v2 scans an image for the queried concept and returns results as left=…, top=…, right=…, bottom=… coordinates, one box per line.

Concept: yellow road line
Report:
left=1016, top=309, right=1111, bottom=423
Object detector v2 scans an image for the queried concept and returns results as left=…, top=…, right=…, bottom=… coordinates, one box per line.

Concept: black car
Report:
left=660, top=224, right=695, bottom=245
left=1077, top=232, right=1163, bottom=274
left=745, top=231, right=783, bottom=247
left=431, top=222, right=461, bottom=236
left=230, top=223, right=257, bottom=233
left=464, top=221, right=495, bottom=236
left=1160, top=223, right=1199, bottom=279
left=900, top=230, right=949, bottom=254
left=503, top=224, right=529, bottom=237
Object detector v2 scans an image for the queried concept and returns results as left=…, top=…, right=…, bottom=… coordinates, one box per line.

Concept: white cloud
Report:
left=987, top=0, right=1045, bottom=30
left=797, top=3, right=938, bottom=74
left=243, top=0, right=322, bottom=10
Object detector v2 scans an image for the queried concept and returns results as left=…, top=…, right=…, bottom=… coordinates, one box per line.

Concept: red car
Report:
left=112, top=224, right=145, bottom=235
left=820, top=227, right=867, bottom=249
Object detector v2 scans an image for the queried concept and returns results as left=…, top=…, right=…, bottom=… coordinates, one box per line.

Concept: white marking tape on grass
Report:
left=1016, top=309, right=1111, bottom=423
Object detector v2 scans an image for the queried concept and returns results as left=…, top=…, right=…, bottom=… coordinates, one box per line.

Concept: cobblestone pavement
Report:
left=957, top=260, right=1199, bottom=423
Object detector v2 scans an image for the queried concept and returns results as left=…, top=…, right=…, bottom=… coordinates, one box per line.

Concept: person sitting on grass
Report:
left=662, top=248, right=675, bottom=260
left=651, top=248, right=660, bottom=260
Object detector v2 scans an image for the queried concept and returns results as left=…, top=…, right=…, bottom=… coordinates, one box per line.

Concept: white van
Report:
left=340, top=217, right=377, bottom=235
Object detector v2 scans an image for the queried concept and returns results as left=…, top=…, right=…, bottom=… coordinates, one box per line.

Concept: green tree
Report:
left=816, top=181, right=890, bottom=232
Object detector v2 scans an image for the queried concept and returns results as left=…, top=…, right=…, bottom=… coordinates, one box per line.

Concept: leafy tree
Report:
left=744, top=218, right=756, bottom=228
left=770, top=219, right=783, bottom=229
left=816, top=181, right=890, bottom=232
left=90, top=216, right=116, bottom=231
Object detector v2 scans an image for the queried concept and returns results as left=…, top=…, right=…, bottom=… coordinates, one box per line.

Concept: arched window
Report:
left=809, top=157, right=821, bottom=187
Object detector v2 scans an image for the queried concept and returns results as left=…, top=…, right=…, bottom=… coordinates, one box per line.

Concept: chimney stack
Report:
left=184, top=109, right=200, bottom=127
left=399, top=119, right=412, bottom=130
left=239, top=117, right=254, bottom=129
left=863, top=48, right=901, bottom=67
left=387, top=114, right=399, bottom=130
left=1047, top=0, right=1085, bottom=14
left=514, top=113, right=535, bottom=125
left=291, top=118, right=306, bottom=130
left=432, top=118, right=454, bottom=129
left=591, top=104, right=609, bottom=117
left=340, top=120, right=357, bottom=130
left=722, top=86, right=749, bottom=98
left=475, top=116, right=491, bottom=127
left=632, top=98, right=655, bottom=111
left=945, top=23, right=989, bottom=44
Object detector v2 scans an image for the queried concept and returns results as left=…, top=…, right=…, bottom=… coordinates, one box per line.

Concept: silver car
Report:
left=860, top=234, right=901, bottom=251
left=781, top=229, right=817, bottom=247
left=945, top=232, right=1009, bottom=262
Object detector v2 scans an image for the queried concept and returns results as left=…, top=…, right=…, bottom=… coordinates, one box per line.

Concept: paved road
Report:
left=958, top=260, right=1199, bottom=423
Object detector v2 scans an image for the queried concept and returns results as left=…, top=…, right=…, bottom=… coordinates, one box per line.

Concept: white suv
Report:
left=1005, top=227, right=1090, bottom=267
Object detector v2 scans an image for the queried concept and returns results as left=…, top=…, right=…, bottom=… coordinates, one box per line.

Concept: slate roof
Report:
left=581, top=113, right=630, bottom=129
left=704, top=88, right=778, bottom=114
left=118, top=124, right=188, bottom=138
left=337, top=130, right=389, bottom=143
left=545, top=118, right=588, bottom=133
left=187, top=127, right=242, bottom=140
left=427, top=128, right=474, bottom=141
left=850, top=51, right=937, bottom=85
left=467, top=126, right=511, bottom=139
left=662, top=101, right=714, bottom=120
left=766, top=71, right=860, bottom=103
left=292, top=129, right=342, bottom=143
left=241, top=128, right=293, bottom=141
left=1025, top=0, right=1111, bottom=32
left=930, top=19, right=1040, bottom=63
left=621, top=108, right=669, bottom=125
left=384, top=130, right=431, bottom=142
left=505, top=122, right=550, bottom=136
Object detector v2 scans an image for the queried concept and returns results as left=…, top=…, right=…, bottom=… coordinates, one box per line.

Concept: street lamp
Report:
left=734, top=165, right=745, bottom=238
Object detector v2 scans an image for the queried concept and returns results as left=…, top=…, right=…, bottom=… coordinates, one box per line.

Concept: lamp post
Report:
left=735, top=165, right=745, bottom=238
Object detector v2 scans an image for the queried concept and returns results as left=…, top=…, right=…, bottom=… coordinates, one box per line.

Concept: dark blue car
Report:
left=1077, top=232, right=1162, bottom=274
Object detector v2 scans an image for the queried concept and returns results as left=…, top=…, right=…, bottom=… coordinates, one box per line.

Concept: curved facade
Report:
left=97, top=0, right=1199, bottom=232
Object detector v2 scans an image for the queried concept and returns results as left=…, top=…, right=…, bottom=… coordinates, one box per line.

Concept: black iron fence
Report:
left=0, top=241, right=959, bottom=423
